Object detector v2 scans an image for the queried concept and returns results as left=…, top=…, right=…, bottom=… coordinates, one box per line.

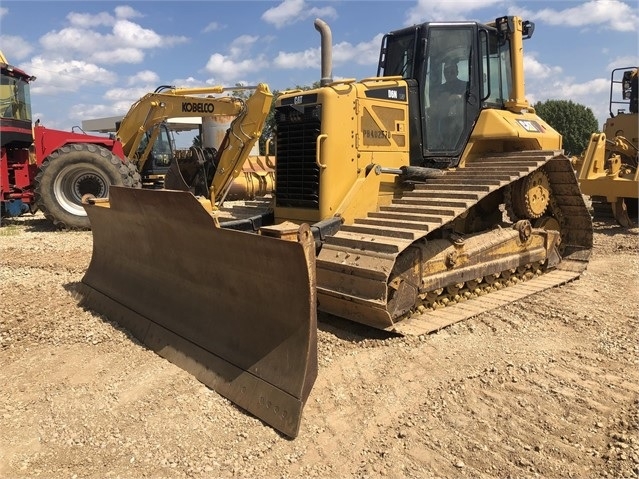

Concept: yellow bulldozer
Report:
left=575, top=67, right=638, bottom=226
left=77, top=16, right=593, bottom=438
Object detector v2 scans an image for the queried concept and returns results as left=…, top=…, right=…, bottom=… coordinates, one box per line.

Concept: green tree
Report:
left=533, top=99, right=599, bottom=156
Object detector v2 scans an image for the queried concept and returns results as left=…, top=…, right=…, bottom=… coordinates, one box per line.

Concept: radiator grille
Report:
left=275, top=105, right=321, bottom=209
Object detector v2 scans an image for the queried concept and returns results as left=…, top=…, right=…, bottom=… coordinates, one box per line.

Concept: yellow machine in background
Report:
left=30, top=84, right=272, bottom=229
left=79, top=16, right=592, bottom=438
left=108, top=83, right=274, bottom=204
left=576, top=67, right=638, bottom=226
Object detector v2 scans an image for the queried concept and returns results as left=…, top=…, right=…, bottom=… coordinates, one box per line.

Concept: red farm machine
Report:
left=0, top=52, right=140, bottom=229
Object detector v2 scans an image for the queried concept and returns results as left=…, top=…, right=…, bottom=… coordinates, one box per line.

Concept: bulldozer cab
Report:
left=610, top=67, right=638, bottom=116
left=603, top=67, right=638, bottom=142
left=378, top=17, right=530, bottom=166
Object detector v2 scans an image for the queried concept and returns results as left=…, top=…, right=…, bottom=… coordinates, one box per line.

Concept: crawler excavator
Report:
left=78, top=16, right=593, bottom=438
left=576, top=67, right=638, bottom=226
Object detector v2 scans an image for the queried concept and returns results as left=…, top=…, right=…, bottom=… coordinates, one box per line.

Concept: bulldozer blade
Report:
left=78, top=187, right=317, bottom=438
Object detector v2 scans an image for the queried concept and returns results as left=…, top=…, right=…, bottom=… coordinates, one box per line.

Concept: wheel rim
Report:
left=53, top=163, right=110, bottom=216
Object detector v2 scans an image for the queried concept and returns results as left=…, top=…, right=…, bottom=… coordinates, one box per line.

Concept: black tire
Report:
left=34, top=143, right=141, bottom=230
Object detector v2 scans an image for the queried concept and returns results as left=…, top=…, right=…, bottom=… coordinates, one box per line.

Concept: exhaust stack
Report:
left=314, top=18, right=333, bottom=86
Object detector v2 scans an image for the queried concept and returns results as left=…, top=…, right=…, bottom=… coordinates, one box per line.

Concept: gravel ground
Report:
left=1, top=211, right=638, bottom=478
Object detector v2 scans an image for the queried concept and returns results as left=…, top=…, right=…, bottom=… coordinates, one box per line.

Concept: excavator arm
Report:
left=208, top=84, right=273, bottom=204
left=115, top=84, right=272, bottom=203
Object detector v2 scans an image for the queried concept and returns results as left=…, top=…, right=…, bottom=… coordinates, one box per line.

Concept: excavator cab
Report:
left=377, top=16, right=534, bottom=167
left=133, top=124, right=174, bottom=188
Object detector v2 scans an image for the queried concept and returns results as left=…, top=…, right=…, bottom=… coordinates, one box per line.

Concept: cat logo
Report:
left=516, top=119, right=543, bottom=133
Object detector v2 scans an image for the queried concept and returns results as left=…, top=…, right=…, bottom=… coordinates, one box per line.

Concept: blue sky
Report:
left=1, top=0, right=638, bottom=147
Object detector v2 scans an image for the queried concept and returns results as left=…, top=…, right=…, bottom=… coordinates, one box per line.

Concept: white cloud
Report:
left=274, top=34, right=383, bottom=70
left=114, top=5, right=143, bottom=20
left=65, top=5, right=142, bottom=28
left=205, top=53, right=268, bottom=82
left=172, top=77, right=206, bottom=88
left=202, top=22, right=222, bottom=33
left=405, top=0, right=502, bottom=24
left=606, top=55, right=639, bottom=71
left=551, top=77, right=610, bottom=99
left=38, top=8, right=187, bottom=67
left=406, top=0, right=637, bottom=30
left=333, top=35, right=384, bottom=67
left=104, top=86, right=154, bottom=103
left=527, top=72, right=612, bottom=128
left=273, top=48, right=319, bottom=69
left=0, top=35, right=34, bottom=61
left=518, top=0, right=639, bottom=32
left=262, top=0, right=304, bottom=27
left=72, top=102, right=125, bottom=120
left=523, top=54, right=563, bottom=79
left=112, top=20, right=163, bottom=48
left=24, top=56, right=117, bottom=95
left=92, top=48, right=146, bottom=64
left=229, top=35, right=260, bottom=57
left=203, top=32, right=270, bottom=83
left=127, top=70, right=160, bottom=86
left=0, top=7, right=8, bottom=19
left=67, top=11, right=116, bottom=28
left=262, top=0, right=337, bottom=28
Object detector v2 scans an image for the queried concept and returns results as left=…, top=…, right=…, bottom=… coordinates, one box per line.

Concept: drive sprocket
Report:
left=507, top=168, right=551, bottom=219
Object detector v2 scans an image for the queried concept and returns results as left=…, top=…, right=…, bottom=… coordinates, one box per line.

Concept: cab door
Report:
left=420, top=24, right=481, bottom=163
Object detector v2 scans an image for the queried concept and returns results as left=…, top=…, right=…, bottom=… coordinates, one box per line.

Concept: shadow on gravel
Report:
left=1, top=214, right=58, bottom=232
left=593, top=219, right=639, bottom=237
left=318, top=311, right=399, bottom=342
left=63, top=280, right=145, bottom=348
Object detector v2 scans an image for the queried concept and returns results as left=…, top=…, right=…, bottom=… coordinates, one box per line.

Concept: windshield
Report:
left=0, top=71, right=32, bottom=121
left=136, top=125, right=173, bottom=166
left=379, top=32, right=416, bottom=79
